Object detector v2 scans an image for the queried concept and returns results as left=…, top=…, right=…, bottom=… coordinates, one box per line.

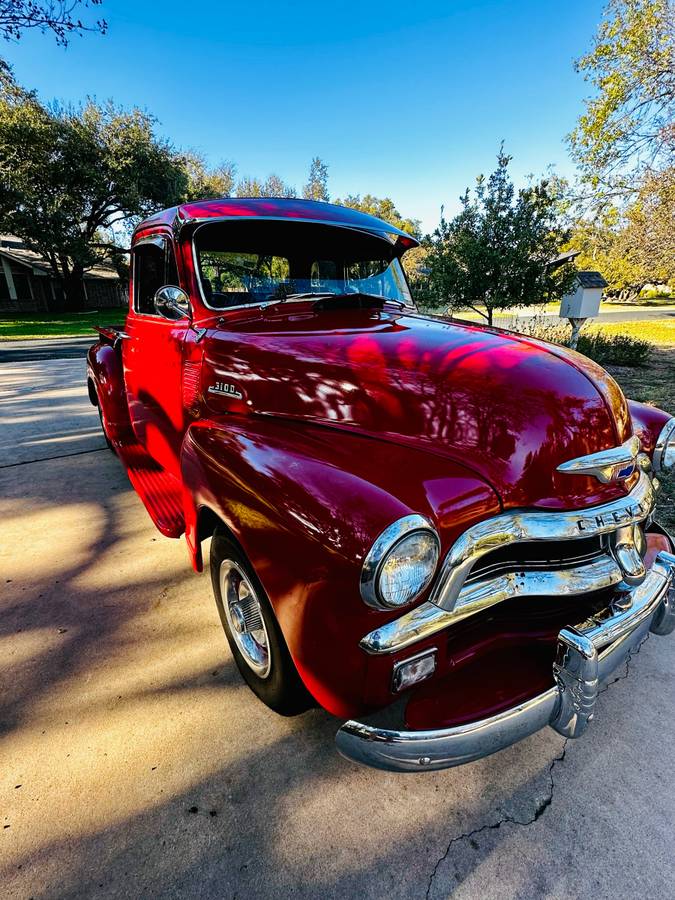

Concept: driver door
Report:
left=122, top=232, right=189, bottom=478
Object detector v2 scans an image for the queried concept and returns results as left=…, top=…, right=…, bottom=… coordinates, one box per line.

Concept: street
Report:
left=1, top=350, right=675, bottom=899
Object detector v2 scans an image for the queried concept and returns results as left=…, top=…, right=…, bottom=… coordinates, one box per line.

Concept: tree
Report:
left=419, top=149, right=576, bottom=324
left=235, top=174, right=296, bottom=198
left=624, top=168, right=675, bottom=284
left=302, top=157, right=329, bottom=201
left=567, top=209, right=645, bottom=299
left=182, top=151, right=236, bottom=200
left=567, top=171, right=675, bottom=297
left=336, top=193, right=421, bottom=238
left=568, top=0, right=674, bottom=203
left=0, top=65, right=186, bottom=308
left=0, top=0, right=106, bottom=46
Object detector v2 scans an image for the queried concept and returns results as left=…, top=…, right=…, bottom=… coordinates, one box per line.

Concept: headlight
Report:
left=654, top=418, right=675, bottom=473
left=360, top=515, right=440, bottom=610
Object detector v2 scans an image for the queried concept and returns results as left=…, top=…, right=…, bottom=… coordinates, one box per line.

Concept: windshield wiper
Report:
left=347, top=292, right=407, bottom=309
left=267, top=291, right=408, bottom=309
left=272, top=292, right=337, bottom=302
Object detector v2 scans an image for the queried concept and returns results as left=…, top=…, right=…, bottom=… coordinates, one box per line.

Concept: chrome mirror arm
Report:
left=153, top=285, right=191, bottom=321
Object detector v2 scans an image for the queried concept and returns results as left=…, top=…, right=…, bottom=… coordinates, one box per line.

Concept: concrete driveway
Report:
left=1, top=351, right=674, bottom=899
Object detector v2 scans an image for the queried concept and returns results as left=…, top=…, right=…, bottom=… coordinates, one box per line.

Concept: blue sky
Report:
left=3, top=0, right=603, bottom=232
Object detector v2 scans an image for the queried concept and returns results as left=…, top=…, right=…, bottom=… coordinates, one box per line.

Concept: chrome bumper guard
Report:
left=336, top=550, right=675, bottom=772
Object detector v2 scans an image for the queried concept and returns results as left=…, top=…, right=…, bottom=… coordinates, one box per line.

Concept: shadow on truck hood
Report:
left=204, top=306, right=634, bottom=510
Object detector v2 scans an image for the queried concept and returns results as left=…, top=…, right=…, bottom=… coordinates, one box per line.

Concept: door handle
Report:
left=114, top=331, right=132, bottom=349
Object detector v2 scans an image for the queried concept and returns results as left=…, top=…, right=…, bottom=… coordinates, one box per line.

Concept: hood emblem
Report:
left=557, top=436, right=640, bottom=484
left=208, top=380, right=243, bottom=400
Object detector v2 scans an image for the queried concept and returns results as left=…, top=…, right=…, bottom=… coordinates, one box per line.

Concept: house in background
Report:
left=0, top=235, right=126, bottom=312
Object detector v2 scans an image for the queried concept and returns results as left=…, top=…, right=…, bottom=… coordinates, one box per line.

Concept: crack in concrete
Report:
left=598, top=633, right=649, bottom=695
left=0, top=446, right=107, bottom=469
left=424, top=638, right=649, bottom=898
left=424, top=743, right=567, bottom=900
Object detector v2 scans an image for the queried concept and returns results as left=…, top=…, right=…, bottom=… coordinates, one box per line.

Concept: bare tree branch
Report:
left=0, top=1, right=107, bottom=47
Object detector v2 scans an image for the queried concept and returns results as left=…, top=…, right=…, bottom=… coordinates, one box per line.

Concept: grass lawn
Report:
left=0, top=310, right=127, bottom=341
left=436, top=300, right=675, bottom=322
left=589, top=318, right=675, bottom=346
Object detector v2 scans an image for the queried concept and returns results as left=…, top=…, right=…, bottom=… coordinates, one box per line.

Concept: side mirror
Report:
left=154, top=285, right=191, bottom=321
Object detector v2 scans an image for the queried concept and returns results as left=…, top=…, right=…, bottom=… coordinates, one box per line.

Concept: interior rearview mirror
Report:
left=154, top=285, right=191, bottom=321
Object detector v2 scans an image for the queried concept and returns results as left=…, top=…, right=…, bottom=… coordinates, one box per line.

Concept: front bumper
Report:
left=336, top=549, right=675, bottom=772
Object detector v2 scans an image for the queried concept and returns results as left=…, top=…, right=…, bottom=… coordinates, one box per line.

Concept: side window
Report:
left=133, top=237, right=180, bottom=315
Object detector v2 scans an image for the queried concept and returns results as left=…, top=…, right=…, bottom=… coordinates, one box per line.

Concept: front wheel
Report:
left=210, top=530, right=312, bottom=716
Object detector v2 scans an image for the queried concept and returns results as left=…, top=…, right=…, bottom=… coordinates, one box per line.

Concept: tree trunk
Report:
left=486, top=307, right=493, bottom=326
left=62, top=267, right=87, bottom=311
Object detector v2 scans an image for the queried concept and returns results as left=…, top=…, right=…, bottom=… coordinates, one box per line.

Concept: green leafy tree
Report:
left=0, top=64, right=187, bottom=308
left=419, top=149, right=576, bottom=324
left=0, top=0, right=106, bottom=45
left=567, top=172, right=675, bottom=297
left=567, top=1, right=674, bottom=295
left=624, top=168, right=675, bottom=285
left=336, top=193, right=421, bottom=238
left=235, top=173, right=296, bottom=198
left=302, top=156, right=329, bottom=201
left=567, top=209, right=645, bottom=298
left=182, top=151, right=236, bottom=200
left=569, top=0, right=674, bottom=202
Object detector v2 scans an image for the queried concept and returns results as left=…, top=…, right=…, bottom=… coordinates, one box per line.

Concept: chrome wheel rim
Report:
left=220, top=560, right=271, bottom=678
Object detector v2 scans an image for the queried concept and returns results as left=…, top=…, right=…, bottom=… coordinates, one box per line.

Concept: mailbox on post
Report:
left=560, top=271, right=608, bottom=348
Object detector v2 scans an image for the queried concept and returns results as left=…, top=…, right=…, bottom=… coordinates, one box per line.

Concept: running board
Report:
left=117, top=442, right=185, bottom=538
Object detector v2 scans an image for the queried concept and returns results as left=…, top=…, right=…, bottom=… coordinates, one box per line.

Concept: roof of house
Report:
left=134, top=197, right=420, bottom=247
left=0, top=236, right=121, bottom=280
left=577, top=270, right=609, bottom=289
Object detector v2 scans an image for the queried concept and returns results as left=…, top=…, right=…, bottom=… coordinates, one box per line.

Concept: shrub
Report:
left=577, top=330, right=653, bottom=366
left=576, top=331, right=652, bottom=366
left=639, top=286, right=672, bottom=300
left=505, top=316, right=652, bottom=367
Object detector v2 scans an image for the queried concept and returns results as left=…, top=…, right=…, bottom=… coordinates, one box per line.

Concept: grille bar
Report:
left=429, top=472, right=656, bottom=613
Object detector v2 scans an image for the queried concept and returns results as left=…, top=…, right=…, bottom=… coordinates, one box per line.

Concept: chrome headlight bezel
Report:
left=653, top=417, right=675, bottom=474
left=360, top=514, right=440, bottom=610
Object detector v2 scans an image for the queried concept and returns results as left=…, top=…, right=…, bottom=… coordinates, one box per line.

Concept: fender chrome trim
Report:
left=337, top=550, right=675, bottom=772
left=653, top=417, right=675, bottom=473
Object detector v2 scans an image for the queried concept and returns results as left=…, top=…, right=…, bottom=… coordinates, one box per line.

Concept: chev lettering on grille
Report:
left=576, top=502, right=645, bottom=532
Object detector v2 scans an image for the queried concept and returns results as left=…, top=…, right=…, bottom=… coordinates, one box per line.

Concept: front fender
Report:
left=181, top=417, right=499, bottom=716
left=628, top=398, right=673, bottom=457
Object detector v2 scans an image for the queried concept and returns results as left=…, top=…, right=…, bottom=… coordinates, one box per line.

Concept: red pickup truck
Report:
left=87, top=197, right=675, bottom=772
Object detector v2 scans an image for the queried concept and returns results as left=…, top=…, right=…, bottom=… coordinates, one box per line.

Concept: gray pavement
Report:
left=0, top=336, right=95, bottom=363
left=1, top=353, right=675, bottom=899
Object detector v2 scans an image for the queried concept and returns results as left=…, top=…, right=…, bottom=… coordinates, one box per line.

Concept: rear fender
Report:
left=180, top=416, right=499, bottom=716
left=86, top=340, right=133, bottom=443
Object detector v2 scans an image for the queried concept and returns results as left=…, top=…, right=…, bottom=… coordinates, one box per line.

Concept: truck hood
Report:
left=203, top=306, right=633, bottom=510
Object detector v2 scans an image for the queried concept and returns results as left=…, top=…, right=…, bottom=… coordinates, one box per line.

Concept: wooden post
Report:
left=568, top=317, right=586, bottom=350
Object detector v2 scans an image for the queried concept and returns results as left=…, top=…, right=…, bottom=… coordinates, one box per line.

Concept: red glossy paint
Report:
left=138, top=197, right=420, bottom=245
left=86, top=198, right=674, bottom=721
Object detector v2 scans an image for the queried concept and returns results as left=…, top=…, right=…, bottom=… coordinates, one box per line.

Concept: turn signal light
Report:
left=392, top=650, right=437, bottom=693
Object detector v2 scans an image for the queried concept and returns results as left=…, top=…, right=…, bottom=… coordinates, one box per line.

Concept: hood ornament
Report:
left=557, top=435, right=640, bottom=484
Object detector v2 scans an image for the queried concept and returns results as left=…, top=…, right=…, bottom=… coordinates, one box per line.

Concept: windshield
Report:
left=194, top=220, right=413, bottom=310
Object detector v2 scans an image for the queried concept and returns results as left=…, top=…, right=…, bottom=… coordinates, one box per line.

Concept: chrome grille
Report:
left=466, top=536, right=606, bottom=584
left=428, top=472, right=657, bottom=613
